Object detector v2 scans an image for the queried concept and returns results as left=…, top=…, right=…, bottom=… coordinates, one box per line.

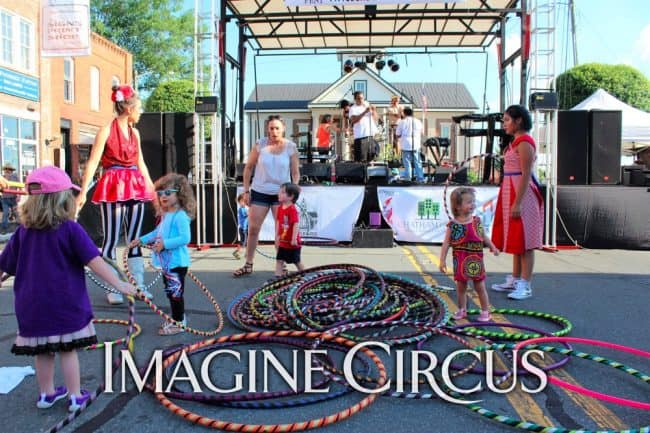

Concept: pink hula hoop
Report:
left=515, top=336, right=650, bottom=410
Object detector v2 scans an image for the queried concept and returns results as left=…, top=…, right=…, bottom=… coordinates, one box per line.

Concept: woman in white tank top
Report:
left=233, top=115, right=300, bottom=277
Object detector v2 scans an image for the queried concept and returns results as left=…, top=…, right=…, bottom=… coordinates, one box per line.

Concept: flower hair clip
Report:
left=111, top=85, right=135, bottom=102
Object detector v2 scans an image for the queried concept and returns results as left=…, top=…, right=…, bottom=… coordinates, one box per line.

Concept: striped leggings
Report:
left=99, top=201, right=145, bottom=260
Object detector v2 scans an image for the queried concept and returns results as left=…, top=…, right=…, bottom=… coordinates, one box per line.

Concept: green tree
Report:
left=91, top=0, right=193, bottom=91
left=145, top=80, right=194, bottom=112
left=556, top=63, right=650, bottom=111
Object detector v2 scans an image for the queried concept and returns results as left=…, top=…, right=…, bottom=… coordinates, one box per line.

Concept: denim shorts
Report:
left=250, top=189, right=280, bottom=207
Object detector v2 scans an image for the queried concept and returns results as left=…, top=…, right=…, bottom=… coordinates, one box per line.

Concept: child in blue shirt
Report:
left=130, top=173, right=195, bottom=335
left=234, top=192, right=248, bottom=259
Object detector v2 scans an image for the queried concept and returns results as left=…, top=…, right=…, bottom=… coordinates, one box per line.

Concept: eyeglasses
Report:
left=157, top=189, right=178, bottom=197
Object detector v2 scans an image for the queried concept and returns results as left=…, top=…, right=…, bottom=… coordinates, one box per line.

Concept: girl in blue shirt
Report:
left=130, top=173, right=195, bottom=335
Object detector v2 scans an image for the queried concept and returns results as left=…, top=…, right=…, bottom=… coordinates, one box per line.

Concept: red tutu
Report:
left=91, top=168, right=154, bottom=203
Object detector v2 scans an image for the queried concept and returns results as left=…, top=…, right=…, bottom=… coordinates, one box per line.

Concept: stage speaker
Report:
left=367, top=164, right=389, bottom=185
left=335, top=162, right=366, bottom=184
left=139, top=113, right=165, bottom=180
left=529, top=92, right=558, bottom=111
left=351, top=228, right=394, bottom=248
left=300, top=163, right=330, bottom=182
left=557, top=110, right=589, bottom=185
left=163, top=113, right=193, bottom=176
left=589, top=110, right=621, bottom=184
left=432, top=166, right=467, bottom=184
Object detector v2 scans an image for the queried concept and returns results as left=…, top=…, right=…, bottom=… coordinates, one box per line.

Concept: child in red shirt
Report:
left=275, top=183, right=304, bottom=277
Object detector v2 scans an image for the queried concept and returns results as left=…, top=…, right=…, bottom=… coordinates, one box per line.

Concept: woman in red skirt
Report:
left=491, top=105, right=544, bottom=300
left=76, top=85, right=155, bottom=304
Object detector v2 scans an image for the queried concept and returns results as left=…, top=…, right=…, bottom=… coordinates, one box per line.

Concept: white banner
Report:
left=377, top=186, right=499, bottom=243
left=285, top=0, right=464, bottom=6
left=41, top=0, right=91, bottom=57
left=238, top=186, right=365, bottom=241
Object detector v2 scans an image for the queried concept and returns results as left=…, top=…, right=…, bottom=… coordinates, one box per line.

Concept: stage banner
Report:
left=377, top=186, right=499, bottom=243
left=41, top=0, right=91, bottom=57
left=238, top=186, right=365, bottom=241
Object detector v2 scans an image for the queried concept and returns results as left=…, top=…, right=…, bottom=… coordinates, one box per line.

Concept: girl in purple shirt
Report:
left=0, top=166, right=135, bottom=412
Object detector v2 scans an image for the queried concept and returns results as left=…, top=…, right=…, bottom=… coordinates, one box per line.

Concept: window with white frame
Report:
left=64, top=58, right=74, bottom=102
left=0, top=9, right=35, bottom=73
left=19, top=19, right=31, bottom=70
left=90, top=66, right=100, bottom=111
left=1, top=12, right=12, bottom=65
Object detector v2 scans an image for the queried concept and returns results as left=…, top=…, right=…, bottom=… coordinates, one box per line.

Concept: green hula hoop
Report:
left=452, top=308, right=572, bottom=341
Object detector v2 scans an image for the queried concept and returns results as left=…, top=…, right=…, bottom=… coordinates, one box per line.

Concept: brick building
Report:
left=0, top=0, right=133, bottom=182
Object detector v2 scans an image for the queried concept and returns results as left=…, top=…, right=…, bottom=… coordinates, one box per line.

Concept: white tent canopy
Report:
left=572, top=89, right=650, bottom=149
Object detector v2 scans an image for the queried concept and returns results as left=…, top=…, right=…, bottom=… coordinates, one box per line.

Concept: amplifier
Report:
left=351, top=228, right=394, bottom=248
left=529, top=92, right=558, bottom=111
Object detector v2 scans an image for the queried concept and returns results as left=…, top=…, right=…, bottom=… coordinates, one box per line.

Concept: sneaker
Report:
left=159, top=317, right=186, bottom=336
left=452, top=308, right=467, bottom=320
left=508, top=279, right=532, bottom=300
left=36, top=386, right=68, bottom=409
left=476, top=310, right=492, bottom=322
left=68, top=389, right=91, bottom=412
left=106, top=292, right=124, bottom=305
left=232, top=250, right=241, bottom=260
left=491, top=275, right=516, bottom=292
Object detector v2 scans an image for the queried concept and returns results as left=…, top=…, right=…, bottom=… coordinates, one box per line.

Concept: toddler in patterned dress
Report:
left=439, top=187, right=499, bottom=322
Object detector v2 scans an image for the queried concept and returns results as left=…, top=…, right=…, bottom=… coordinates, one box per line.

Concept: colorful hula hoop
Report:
left=151, top=330, right=387, bottom=432
left=514, top=336, right=650, bottom=410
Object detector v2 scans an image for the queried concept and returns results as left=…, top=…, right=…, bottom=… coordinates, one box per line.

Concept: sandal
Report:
left=233, top=262, right=253, bottom=277
left=452, top=308, right=467, bottom=320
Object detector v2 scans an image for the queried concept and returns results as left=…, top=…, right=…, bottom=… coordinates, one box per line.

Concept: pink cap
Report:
left=26, top=166, right=81, bottom=195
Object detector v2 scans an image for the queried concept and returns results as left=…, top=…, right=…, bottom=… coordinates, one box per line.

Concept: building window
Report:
left=112, top=75, right=120, bottom=87
left=1, top=12, right=12, bottom=64
left=19, top=19, right=31, bottom=70
left=353, top=80, right=367, bottom=95
left=0, top=115, right=37, bottom=180
left=64, top=58, right=74, bottom=102
left=90, top=66, right=100, bottom=111
left=0, top=10, right=35, bottom=73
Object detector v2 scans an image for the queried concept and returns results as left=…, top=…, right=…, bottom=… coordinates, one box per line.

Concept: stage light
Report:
left=390, top=62, right=400, bottom=72
left=366, top=55, right=375, bottom=64
left=343, top=59, right=354, bottom=73
left=354, top=61, right=363, bottom=68
left=375, top=60, right=385, bottom=71
left=387, top=59, right=395, bottom=67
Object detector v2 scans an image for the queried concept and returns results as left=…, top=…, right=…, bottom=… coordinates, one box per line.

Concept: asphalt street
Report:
left=0, top=243, right=648, bottom=433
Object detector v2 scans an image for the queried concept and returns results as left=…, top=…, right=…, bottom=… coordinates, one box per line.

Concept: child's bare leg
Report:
left=60, top=350, right=81, bottom=397
left=295, top=261, right=305, bottom=272
left=473, top=280, right=491, bottom=312
left=456, top=281, right=468, bottom=310
left=275, top=260, right=285, bottom=276
left=35, top=353, right=56, bottom=394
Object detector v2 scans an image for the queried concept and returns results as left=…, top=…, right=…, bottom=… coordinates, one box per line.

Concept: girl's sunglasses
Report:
left=157, top=189, right=178, bottom=197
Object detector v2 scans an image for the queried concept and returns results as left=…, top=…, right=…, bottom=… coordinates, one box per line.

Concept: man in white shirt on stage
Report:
left=396, top=107, right=425, bottom=183
left=348, top=91, right=378, bottom=162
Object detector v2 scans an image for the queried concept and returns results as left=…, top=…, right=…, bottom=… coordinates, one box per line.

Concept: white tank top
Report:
left=251, top=137, right=297, bottom=195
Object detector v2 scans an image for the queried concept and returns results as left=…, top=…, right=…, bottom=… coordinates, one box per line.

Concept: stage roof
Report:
left=227, top=0, right=519, bottom=51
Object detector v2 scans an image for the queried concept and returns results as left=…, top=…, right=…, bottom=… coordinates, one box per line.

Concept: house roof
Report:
left=227, top=0, right=519, bottom=51
left=245, top=81, right=478, bottom=111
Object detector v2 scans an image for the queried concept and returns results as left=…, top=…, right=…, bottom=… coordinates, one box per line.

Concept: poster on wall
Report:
left=377, top=186, right=499, bottom=243
left=237, top=186, right=365, bottom=242
left=41, top=0, right=91, bottom=57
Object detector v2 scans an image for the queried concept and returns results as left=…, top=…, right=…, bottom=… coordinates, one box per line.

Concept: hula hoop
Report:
left=301, top=236, right=339, bottom=246
left=514, top=336, right=650, bottom=410
left=85, top=318, right=142, bottom=351
left=151, top=330, right=387, bottom=432
left=122, top=247, right=224, bottom=336
left=454, top=307, right=573, bottom=340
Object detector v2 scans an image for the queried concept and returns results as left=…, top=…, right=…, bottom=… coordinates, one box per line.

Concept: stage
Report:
left=77, top=182, right=649, bottom=250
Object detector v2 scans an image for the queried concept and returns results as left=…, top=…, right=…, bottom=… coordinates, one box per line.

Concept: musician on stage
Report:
left=348, top=91, right=378, bottom=162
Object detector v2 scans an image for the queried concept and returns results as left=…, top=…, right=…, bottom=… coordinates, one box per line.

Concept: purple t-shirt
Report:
left=0, top=220, right=100, bottom=337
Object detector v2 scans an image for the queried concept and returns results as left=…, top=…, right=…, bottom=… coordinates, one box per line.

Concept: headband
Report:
left=111, top=85, right=135, bottom=103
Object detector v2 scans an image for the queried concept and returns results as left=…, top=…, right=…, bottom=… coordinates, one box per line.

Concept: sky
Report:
left=186, top=0, right=650, bottom=119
